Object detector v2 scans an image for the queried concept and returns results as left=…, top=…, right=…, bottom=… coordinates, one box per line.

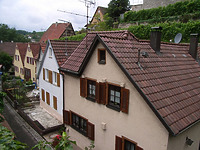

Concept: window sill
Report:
left=86, top=97, right=96, bottom=102
left=98, top=60, right=106, bottom=64
left=106, top=104, right=120, bottom=112
left=71, top=125, right=87, bottom=137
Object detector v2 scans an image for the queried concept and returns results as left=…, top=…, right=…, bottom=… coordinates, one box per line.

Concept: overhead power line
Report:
left=57, top=9, right=92, bottom=18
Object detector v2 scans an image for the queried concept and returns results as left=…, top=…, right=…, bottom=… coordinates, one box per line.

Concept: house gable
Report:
left=61, top=31, right=200, bottom=137
left=63, top=40, right=169, bottom=150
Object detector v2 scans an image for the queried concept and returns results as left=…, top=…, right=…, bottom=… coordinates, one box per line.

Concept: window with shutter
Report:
left=107, top=84, right=121, bottom=111
left=71, top=112, right=87, bottom=136
left=42, top=89, right=45, bottom=101
left=98, top=82, right=106, bottom=104
left=80, top=78, right=87, bottom=97
left=53, top=96, right=57, bottom=110
left=63, top=110, right=71, bottom=125
left=121, top=88, right=129, bottom=114
left=49, top=70, right=52, bottom=84
left=46, top=92, right=50, bottom=105
left=87, top=122, right=95, bottom=141
left=43, top=68, right=45, bottom=80
left=115, top=136, right=122, bottom=150
left=115, top=136, right=143, bottom=150
left=57, top=73, right=60, bottom=87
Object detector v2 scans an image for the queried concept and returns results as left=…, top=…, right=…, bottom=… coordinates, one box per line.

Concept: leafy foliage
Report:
left=55, top=132, right=76, bottom=150
left=0, top=24, right=30, bottom=42
left=107, top=0, right=131, bottom=20
left=31, top=141, right=52, bottom=150
left=85, top=141, right=95, bottom=150
left=0, top=125, right=27, bottom=150
left=127, top=20, right=200, bottom=43
left=123, top=0, right=200, bottom=23
left=0, top=52, right=13, bottom=72
left=59, top=33, right=86, bottom=41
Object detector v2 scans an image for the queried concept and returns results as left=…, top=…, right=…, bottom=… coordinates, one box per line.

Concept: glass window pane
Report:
left=116, top=91, right=120, bottom=97
left=110, top=95, right=114, bottom=102
left=115, top=97, right=120, bottom=104
left=110, top=90, right=115, bottom=95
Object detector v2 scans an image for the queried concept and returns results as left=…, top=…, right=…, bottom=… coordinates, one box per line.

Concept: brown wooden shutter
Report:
left=80, top=78, right=86, bottom=97
left=95, top=82, right=99, bottom=102
left=46, top=92, right=50, bottom=105
left=98, top=82, right=106, bottom=104
left=43, top=68, right=45, bottom=80
left=115, top=136, right=122, bottom=150
left=120, top=88, right=129, bottom=114
left=42, top=89, right=45, bottom=101
left=136, top=145, right=143, bottom=150
left=49, top=70, right=52, bottom=84
left=63, top=110, right=71, bottom=125
left=87, top=122, right=95, bottom=141
left=53, top=96, right=57, bottom=110
left=57, top=73, right=60, bottom=87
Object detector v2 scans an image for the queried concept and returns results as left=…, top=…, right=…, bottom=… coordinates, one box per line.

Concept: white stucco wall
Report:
left=38, top=44, right=63, bottom=122
left=167, top=121, right=200, bottom=150
left=64, top=42, right=169, bottom=150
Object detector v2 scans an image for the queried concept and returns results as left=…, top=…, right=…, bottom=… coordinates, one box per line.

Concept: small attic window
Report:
left=98, top=49, right=106, bottom=64
left=49, top=47, right=52, bottom=57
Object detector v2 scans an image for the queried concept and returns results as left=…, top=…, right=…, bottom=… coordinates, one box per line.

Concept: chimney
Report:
left=150, top=27, right=162, bottom=54
left=189, top=33, right=199, bottom=60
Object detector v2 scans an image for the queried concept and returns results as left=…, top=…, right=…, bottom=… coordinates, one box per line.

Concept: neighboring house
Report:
left=13, top=43, right=27, bottom=79
left=131, top=0, right=186, bottom=11
left=88, top=6, right=107, bottom=29
left=0, top=42, right=16, bottom=57
left=40, top=23, right=75, bottom=43
left=60, top=30, right=200, bottom=150
left=35, top=43, right=46, bottom=86
left=37, top=40, right=79, bottom=122
left=13, top=43, right=40, bottom=82
left=24, top=43, right=40, bottom=82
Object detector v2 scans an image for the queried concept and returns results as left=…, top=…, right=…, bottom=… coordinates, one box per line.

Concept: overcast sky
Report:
left=0, top=0, right=111, bottom=32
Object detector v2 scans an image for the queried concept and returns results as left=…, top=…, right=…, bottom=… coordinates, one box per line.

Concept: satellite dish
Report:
left=174, top=33, right=182, bottom=44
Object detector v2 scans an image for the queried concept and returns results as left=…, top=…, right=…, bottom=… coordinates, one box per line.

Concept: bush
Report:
left=123, top=0, right=200, bottom=23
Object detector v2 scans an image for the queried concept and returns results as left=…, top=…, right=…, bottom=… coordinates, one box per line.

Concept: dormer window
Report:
left=98, top=49, right=106, bottom=64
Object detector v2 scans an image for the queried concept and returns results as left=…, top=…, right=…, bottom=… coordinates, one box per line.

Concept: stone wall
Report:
left=132, top=0, right=186, bottom=11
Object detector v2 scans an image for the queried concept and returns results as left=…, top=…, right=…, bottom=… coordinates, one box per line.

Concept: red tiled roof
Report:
left=61, top=31, right=200, bottom=135
left=30, top=43, right=40, bottom=59
left=16, top=43, right=41, bottom=63
left=0, top=42, right=16, bottom=57
left=40, top=23, right=71, bottom=43
left=16, top=43, right=28, bottom=65
left=50, top=40, right=80, bottom=67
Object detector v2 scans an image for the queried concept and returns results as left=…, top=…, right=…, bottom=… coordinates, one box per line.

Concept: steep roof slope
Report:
left=0, top=42, right=16, bottom=57
left=40, top=23, right=72, bottom=43
left=30, top=43, right=41, bottom=59
left=60, top=31, right=200, bottom=135
left=50, top=40, right=80, bottom=67
left=16, top=43, right=28, bottom=65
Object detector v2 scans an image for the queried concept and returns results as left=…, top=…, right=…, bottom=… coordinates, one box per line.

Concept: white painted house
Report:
left=37, top=40, right=79, bottom=122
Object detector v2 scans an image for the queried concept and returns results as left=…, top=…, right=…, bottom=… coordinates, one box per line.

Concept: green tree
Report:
left=0, top=24, right=30, bottom=42
left=107, top=0, right=131, bottom=22
left=0, top=52, right=13, bottom=72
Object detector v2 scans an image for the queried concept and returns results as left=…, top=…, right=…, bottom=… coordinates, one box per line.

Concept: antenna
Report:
left=58, top=19, right=71, bottom=54
left=174, top=33, right=182, bottom=44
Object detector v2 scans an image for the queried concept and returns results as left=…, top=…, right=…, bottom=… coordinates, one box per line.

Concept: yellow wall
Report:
left=13, top=48, right=24, bottom=79
left=24, top=47, right=36, bottom=82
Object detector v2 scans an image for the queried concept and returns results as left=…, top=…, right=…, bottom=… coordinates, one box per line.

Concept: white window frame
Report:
left=53, top=71, right=57, bottom=85
left=45, top=69, right=49, bottom=81
left=49, top=47, right=52, bottom=57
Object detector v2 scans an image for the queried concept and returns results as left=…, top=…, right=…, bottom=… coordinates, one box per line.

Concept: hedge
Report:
left=127, top=21, right=200, bottom=43
left=123, top=0, right=200, bottom=23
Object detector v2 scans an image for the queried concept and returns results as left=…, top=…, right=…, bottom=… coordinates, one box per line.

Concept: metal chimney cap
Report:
left=151, top=27, right=162, bottom=30
left=190, top=33, right=199, bottom=37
